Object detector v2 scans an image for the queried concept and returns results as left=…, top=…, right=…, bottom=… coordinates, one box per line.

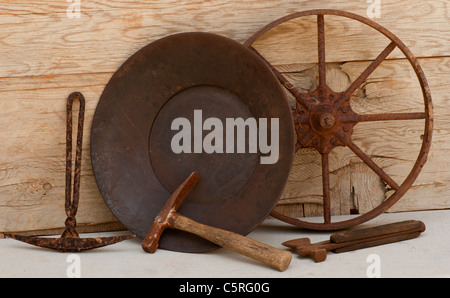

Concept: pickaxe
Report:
left=5, top=92, right=135, bottom=252
left=142, top=171, right=292, bottom=272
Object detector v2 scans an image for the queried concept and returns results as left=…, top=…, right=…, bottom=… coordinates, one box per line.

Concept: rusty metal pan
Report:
left=90, top=32, right=295, bottom=253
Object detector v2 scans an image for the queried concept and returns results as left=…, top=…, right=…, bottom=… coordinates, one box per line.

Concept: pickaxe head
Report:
left=4, top=233, right=135, bottom=252
left=4, top=92, right=136, bottom=253
left=142, top=171, right=199, bottom=253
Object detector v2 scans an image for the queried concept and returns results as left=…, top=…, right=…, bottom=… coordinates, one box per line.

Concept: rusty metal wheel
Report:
left=244, top=9, right=433, bottom=230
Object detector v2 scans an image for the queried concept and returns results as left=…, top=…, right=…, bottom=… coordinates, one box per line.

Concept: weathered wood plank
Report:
left=2, top=57, right=445, bottom=232
left=0, top=1, right=449, bottom=233
left=0, top=0, right=448, bottom=78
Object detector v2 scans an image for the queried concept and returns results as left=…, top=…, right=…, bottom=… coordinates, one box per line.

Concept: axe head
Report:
left=142, top=172, right=199, bottom=253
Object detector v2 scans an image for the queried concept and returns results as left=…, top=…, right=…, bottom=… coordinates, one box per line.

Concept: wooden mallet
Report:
left=142, top=171, right=292, bottom=272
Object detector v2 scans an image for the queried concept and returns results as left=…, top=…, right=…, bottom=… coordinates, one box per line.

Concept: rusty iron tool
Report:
left=282, top=220, right=425, bottom=262
left=142, top=171, right=292, bottom=272
left=244, top=9, right=433, bottom=231
left=5, top=92, right=135, bottom=252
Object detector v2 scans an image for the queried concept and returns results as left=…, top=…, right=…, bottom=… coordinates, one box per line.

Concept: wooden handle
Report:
left=173, top=214, right=292, bottom=272
left=333, top=231, right=422, bottom=254
left=330, top=220, right=425, bottom=243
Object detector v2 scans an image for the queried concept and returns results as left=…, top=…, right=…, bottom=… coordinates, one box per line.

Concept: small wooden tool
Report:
left=142, top=171, right=292, bottom=271
left=282, top=220, right=425, bottom=262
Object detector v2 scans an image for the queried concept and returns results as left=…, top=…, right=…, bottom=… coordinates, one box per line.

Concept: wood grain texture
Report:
left=0, top=0, right=448, bottom=78
left=173, top=214, right=292, bottom=271
left=0, top=0, right=448, bottom=234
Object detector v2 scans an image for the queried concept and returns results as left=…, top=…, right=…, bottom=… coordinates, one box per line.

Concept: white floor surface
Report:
left=1, top=209, right=449, bottom=278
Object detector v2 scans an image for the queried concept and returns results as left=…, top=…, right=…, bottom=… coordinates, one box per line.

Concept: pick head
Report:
left=142, top=171, right=199, bottom=253
left=4, top=233, right=136, bottom=252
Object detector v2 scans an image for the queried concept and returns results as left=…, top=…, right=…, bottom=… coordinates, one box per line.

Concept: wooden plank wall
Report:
left=0, top=0, right=449, bottom=235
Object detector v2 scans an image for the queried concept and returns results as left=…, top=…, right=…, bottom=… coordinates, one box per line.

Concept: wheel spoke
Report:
left=248, top=46, right=311, bottom=110
left=346, top=140, right=400, bottom=191
left=321, top=153, right=331, bottom=224
left=358, top=112, right=427, bottom=122
left=334, top=41, right=397, bottom=109
left=317, top=14, right=326, bottom=99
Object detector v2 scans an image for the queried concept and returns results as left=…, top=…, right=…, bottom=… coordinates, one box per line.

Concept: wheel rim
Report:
left=245, top=9, right=433, bottom=230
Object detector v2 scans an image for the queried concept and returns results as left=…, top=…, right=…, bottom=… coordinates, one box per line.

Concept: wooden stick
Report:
left=334, top=232, right=422, bottom=253
left=330, top=220, right=425, bottom=243
left=173, top=214, right=292, bottom=272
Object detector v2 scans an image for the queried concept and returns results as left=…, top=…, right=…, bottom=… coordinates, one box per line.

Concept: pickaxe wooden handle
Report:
left=142, top=172, right=292, bottom=272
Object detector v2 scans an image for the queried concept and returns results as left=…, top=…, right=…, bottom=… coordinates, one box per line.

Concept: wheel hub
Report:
left=294, top=87, right=358, bottom=154
left=319, top=113, right=336, bottom=129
